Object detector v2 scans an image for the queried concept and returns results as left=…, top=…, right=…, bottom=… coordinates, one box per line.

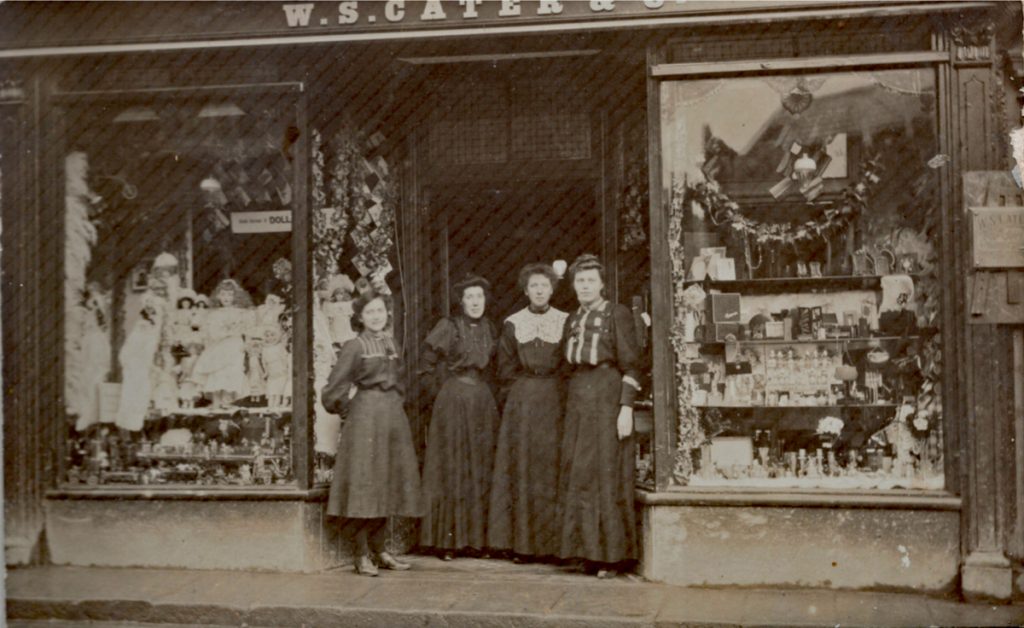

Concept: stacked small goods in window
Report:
left=681, top=271, right=942, bottom=490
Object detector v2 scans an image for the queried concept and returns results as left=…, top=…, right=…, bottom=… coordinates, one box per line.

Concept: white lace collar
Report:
left=506, top=306, right=568, bottom=345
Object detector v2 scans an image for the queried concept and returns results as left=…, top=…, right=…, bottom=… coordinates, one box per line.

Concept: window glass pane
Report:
left=64, top=94, right=297, bottom=487
left=661, top=69, right=944, bottom=490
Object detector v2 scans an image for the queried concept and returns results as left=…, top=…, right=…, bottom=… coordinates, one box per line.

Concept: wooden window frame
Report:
left=47, top=81, right=316, bottom=492
left=645, top=49, right=956, bottom=495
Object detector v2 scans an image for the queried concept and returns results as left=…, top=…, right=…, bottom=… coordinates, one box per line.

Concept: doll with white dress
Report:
left=192, top=279, right=252, bottom=408
left=248, top=293, right=286, bottom=401
left=322, top=275, right=357, bottom=349
left=74, top=285, right=112, bottom=432
left=114, top=294, right=163, bottom=431
left=262, top=323, right=292, bottom=409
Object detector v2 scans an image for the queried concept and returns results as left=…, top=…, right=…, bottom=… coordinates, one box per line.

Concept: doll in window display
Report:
left=145, top=253, right=185, bottom=414
left=168, top=290, right=199, bottom=408
left=114, top=293, right=164, bottom=432
left=249, top=292, right=286, bottom=404
left=178, top=293, right=210, bottom=407
left=74, top=284, right=112, bottom=433
left=192, top=278, right=253, bottom=408
left=322, top=274, right=357, bottom=350
left=262, top=320, right=292, bottom=409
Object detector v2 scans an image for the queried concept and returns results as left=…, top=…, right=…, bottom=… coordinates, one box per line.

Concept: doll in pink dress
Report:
left=192, top=279, right=252, bottom=408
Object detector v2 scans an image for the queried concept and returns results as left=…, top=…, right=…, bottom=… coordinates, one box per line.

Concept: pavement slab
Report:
left=7, top=562, right=1024, bottom=627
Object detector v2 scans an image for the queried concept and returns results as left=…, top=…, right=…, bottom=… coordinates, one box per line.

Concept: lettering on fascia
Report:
left=282, top=0, right=686, bottom=28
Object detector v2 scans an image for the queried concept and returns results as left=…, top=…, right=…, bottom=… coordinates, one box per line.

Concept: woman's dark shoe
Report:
left=377, top=551, right=411, bottom=571
left=355, top=554, right=379, bottom=576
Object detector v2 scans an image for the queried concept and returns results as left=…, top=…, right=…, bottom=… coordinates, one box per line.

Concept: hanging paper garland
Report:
left=348, top=133, right=397, bottom=281
left=667, top=191, right=705, bottom=484
left=681, top=155, right=883, bottom=248
left=619, top=134, right=648, bottom=251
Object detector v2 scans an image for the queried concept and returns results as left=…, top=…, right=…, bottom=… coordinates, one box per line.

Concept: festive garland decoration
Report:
left=311, top=128, right=354, bottom=283
left=347, top=132, right=397, bottom=280
left=620, top=148, right=648, bottom=251
left=680, top=155, right=882, bottom=248
left=667, top=189, right=704, bottom=484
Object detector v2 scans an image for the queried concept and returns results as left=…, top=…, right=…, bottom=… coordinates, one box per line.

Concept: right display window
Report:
left=662, top=68, right=944, bottom=489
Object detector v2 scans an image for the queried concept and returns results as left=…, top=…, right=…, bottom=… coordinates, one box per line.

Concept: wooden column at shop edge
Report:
left=1, top=76, right=46, bottom=565
left=645, top=41, right=676, bottom=492
left=944, top=15, right=1021, bottom=602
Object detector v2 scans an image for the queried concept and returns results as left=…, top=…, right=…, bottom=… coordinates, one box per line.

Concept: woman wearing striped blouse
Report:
left=556, top=254, right=641, bottom=578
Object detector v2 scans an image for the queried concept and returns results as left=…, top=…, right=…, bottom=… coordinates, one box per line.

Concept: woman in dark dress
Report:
left=419, top=274, right=499, bottom=559
left=323, top=293, right=422, bottom=577
left=488, top=263, right=568, bottom=560
left=556, top=254, right=642, bottom=577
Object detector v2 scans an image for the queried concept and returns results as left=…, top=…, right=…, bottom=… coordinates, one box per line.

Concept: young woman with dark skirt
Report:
left=419, top=274, right=500, bottom=560
left=322, top=293, right=422, bottom=576
left=556, top=254, right=642, bottom=578
left=488, top=263, right=568, bottom=560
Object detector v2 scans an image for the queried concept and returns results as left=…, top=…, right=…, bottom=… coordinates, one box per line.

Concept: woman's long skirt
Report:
left=487, top=375, right=562, bottom=556
left=420, top=375, right=498, bottom=551
left=556, top=366, right=637, bottom=564
left=327, top=389, right=422, bottom=519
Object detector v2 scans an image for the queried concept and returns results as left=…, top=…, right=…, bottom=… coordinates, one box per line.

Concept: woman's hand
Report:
left=616, top=405, right=634, bottom=440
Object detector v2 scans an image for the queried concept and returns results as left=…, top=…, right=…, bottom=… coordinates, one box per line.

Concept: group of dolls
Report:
left=113, top=256, right=294, bottom=433
left=322, top=254, right=641, bottom=579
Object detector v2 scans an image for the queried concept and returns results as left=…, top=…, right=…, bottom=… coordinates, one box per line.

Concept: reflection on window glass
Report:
left=64, top=96, right=297, bottom=487
left=662, top=70, right=944, bottom=490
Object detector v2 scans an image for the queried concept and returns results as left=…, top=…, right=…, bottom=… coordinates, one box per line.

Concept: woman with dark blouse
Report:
left=419, top=274, right=499, bottom=559
left=488, top=263, right=568, bottom=559
left=322, top=293, right=422, bottom=577
left=556, top=254, right=642, bottom=577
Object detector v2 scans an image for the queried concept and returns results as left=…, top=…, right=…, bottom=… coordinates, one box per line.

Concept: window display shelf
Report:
left=685, top=275, right=921, bottom=295
left=149, top=406, right=292, bottom=418
left=694, top=404, right=898, bottom=410
left=691, top=336, right=922, bottom=349
left=686, top=473, right=946, bottom=491
left=136, top=452, right=287, bottom=464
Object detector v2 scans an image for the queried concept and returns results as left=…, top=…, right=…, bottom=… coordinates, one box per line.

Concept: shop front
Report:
left=2, top=0, right=1021, bottom=601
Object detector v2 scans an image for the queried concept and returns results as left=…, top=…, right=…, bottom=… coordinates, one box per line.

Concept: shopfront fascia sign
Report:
left=970, top=206, right=1024, bottom=269
left=231, top=211, right=293, bottom=234
left=1, top=1, right=859, bottom=52
left=279, top=0, right=786, bottom=29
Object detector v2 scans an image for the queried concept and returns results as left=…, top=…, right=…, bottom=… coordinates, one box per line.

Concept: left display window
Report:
left=62, top=92, right=300, bottom=487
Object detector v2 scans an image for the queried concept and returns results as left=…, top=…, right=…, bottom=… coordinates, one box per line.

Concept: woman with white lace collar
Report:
left=488, top=263, right=568, bottom=562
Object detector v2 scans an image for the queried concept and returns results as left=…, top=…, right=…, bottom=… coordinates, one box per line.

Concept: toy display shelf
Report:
left=689, top=336, right=922, bottom=349
left=136, top=452, right=288, bottom=464
left=684, top=274, right=921, bottom=295
left=150, top=406, right=293, bottom=418
left=692, top=404, right=898, bottom=410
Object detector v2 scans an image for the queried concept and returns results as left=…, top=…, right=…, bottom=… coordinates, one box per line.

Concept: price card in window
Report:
left=231, top=211, right=293, bottom=234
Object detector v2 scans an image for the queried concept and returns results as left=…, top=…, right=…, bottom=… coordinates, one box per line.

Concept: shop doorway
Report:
left=426, top=176, right=602, bottom=322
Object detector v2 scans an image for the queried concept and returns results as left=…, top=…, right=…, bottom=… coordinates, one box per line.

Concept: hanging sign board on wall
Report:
left=964, top=172, right=1024, bottom=325
left=231, top=211, right=292, bottom=234
left=970, top=206, right=1024, bottom=269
